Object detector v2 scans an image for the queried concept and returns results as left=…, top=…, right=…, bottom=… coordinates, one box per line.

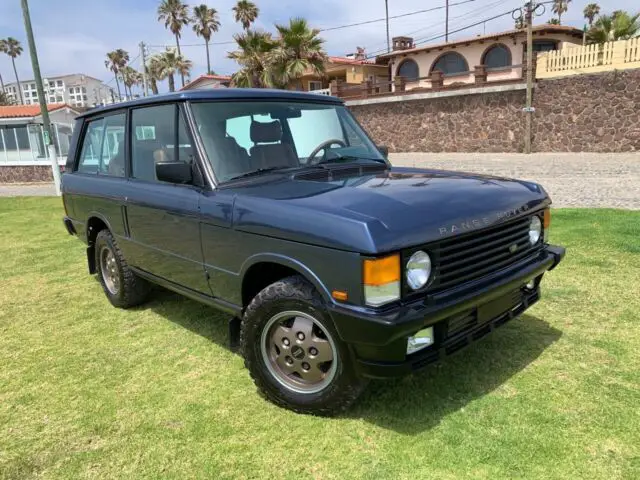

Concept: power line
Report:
left=319, top=0, right=477, bottom=32
left=147, top=0, right=478, bottom=49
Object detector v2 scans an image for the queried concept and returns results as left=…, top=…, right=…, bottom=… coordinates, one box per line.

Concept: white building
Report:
left=3, top=73, right=115, bottom=108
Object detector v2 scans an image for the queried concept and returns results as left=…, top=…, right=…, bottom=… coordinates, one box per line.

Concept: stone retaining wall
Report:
left=349, top=68, right=640, bottom=153
left=0, top=166, right=62, bottom=183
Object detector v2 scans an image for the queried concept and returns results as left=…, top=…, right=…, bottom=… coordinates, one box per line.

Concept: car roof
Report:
left=78, top=88, right=344, bottom=119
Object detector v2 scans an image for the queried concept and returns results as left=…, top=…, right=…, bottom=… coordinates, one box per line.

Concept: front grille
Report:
left=415, top=215, right=544, bottom=294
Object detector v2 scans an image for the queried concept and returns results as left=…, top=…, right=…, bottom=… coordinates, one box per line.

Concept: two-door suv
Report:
left=62, top=89, right=565, bottom=415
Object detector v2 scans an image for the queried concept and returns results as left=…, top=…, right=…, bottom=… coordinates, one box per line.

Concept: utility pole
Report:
left=445, top=0, right=450, bottom=42
left=385, top=0, right=390, bottom=53
left=524, top=1, right=534, bottom=154
left=20, top=0, right=60, bottom=195
left=140, top=41, right=149, bottom=96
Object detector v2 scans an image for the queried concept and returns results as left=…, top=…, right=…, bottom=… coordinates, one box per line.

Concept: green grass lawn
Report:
left=0, top=198, right=639, bottom=479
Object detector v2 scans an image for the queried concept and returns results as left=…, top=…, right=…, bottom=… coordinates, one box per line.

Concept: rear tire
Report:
left=95, top=229, right=150, bottom=308
left=241, top=275, right=367, bottom=416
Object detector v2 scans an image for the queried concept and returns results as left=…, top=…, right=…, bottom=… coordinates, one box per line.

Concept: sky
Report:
left=0, top=0, right=631, bottom=93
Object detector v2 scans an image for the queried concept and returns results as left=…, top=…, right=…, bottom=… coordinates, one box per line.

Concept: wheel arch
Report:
left=85, top=213, right=113, bottom=274
left=240, top=254, right=333, bottom=308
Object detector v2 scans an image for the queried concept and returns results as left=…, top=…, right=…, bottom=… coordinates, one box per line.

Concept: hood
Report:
left=229, top=166, right=550, bottom=254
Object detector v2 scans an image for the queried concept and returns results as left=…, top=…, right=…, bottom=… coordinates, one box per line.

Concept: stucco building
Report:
left=376, top=25, right=584, bottom=91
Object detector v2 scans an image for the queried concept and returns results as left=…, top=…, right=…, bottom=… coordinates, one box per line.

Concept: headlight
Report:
left=406, top=250, right=432, bottom=290
left=529, top=215, right=542, bottom=245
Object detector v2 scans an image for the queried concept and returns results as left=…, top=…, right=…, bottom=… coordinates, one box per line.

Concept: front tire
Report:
left=95, top=229, right=150, bottom=308
left=241, top=275, right=367, bottom=416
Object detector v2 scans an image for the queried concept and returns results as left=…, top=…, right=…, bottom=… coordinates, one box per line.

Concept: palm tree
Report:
left=583, top=3, right=601, bottom=27
left=2, top=38, right=24, bottom=104
left=552, top=0, right=572, bottom=25
left=0, top=39, right=6, bottom=93
left=157, top=0, right=190, bottom=87
left=155, top=49, right=192, bottom=92
left=548, top=18, right=561, bottom=25
left=233, top=1, right=259, bottom=30
left=228, top=30, right=276, bottom=88
left=192, top=4, right=221, bottom=75
left=104, top=49, right=129, bottom=101
left=146, top=56, right=163, bottom=95
left=120, top=65, right=142, bottom=99
left=0, top=90, right=12, bottom=106
left=587, top=11, right=640, bottom=43
left=270, top=18, right=327, bottom=91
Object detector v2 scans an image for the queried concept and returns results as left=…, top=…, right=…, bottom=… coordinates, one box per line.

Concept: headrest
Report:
left=250, top=120, right=282, bottom=143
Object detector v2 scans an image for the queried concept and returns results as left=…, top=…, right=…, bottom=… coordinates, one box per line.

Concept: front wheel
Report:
left=241, top=276, right=367, bottom=416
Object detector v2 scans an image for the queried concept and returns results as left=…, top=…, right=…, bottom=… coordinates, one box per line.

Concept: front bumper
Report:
left=328, top=244, right=565, bottom=379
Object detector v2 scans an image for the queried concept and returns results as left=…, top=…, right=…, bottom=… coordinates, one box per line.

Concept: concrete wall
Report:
left=348, top=68, right=640, bottom=153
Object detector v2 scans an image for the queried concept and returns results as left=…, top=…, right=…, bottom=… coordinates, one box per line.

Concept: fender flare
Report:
left=239, top=253, right=335, bottom=305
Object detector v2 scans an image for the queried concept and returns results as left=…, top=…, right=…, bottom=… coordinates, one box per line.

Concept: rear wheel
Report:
left=241, top=275, right=367, bottom=415
left=95, top=229, right=150, bottom=308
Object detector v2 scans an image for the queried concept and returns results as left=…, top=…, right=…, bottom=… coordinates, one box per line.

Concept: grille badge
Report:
left=509, top=243, right=518, bottom=253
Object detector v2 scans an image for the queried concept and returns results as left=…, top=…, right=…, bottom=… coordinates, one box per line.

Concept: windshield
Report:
left=190, top=101, right=386, bottom=183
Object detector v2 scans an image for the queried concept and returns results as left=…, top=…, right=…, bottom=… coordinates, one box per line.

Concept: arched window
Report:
left=482, top=44, right=512, bottom=69
left=430, top=52, right=469, bottom=75
left=396, top=59, right=419, bottom=80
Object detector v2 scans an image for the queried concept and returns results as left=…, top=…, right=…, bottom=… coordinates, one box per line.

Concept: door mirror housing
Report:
left=377, top=145, right=389, bottom=157
left=156, top=162, right=193, bottom=184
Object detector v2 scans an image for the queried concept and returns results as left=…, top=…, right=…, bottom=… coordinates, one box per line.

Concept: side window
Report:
left=131, top=104, right=194, bottom=182
left=77, top=113, right=126, bottom=176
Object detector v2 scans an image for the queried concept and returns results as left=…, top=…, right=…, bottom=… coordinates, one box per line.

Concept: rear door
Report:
left=121, top=103, right=208, bottom=294
left=63, top=110, right=128, bottom=240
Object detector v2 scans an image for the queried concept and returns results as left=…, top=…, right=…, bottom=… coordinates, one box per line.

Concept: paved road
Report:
left=0, top=183, right=57, bottom=197
left=1, top=153, right=639, bottom=209
left=390, top=152, right=640, bottom=210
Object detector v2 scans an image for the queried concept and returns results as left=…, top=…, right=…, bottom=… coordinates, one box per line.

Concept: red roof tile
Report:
left=180, top=74, right=232, bottom=90
left=0, top=103, right=70, bottom=119
left=328, top=56, right=376, bottom=65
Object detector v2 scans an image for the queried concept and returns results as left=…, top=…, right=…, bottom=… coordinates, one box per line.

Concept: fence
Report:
left=536, top=38, right=640, bottom=78
left=0, top=123, right=71, bottom=165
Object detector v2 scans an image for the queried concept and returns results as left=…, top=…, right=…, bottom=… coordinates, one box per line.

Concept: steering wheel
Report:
left=307, top=139, right=347, bottom=164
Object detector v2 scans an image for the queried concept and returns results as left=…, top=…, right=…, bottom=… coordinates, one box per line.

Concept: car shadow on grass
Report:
left=349, top=314, right=561, bottom=434
left=138, top=288, right=560, bottom=432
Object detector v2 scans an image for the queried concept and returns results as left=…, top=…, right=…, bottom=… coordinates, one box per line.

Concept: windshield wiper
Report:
left=228, top=167, right=288, bottom=181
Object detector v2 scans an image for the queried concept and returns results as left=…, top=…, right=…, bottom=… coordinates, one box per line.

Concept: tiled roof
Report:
left=377, top=24, right=584, bottom=59
left=181, top=74, right=232, bottom=90
left=328, top=56, right=376, bottom=65
left=0, top=103, right=70, bottom=119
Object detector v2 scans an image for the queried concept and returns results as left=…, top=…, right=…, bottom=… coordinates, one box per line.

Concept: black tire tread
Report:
left=95, top=229, right=150, bottom=308
left=240, top=275, right=367, bottom=416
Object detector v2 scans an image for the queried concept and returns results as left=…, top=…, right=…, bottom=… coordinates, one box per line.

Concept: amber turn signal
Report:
left=331, top=290, right=348, bottom=302
left=363, top=254, right=400, bottom=286
left=544, top=208, right=551, bottom=229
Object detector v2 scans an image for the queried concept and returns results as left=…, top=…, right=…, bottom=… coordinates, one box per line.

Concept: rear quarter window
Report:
left=76, top=113, right=126, bottom=177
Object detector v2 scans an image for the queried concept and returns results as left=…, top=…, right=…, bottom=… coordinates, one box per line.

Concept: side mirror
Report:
left=377, top=145, right=389, bottom=157
left=156, top=162, right=193, bottom=184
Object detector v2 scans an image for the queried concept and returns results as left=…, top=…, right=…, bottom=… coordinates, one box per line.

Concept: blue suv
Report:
left=61, top=89, right=565, bottom=415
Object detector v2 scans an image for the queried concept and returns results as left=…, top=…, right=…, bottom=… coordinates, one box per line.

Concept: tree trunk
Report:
left=176, top=36, right=185, bottom=87
left=168, top=74, right=175, bottom=92
left=150, top=78, right=158, bottom=95
left=558, top=11, right=562, bottom=25
left=205, top=39, right=211, bottom=74
left=11, top=58, right=24, bottom=105
left=114, top=73, right=122, bottom=101
left=0, top=72, right=5, bottom=92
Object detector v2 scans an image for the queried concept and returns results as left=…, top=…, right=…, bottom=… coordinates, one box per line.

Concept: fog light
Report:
left=524, top=279, right=536, bottom=291
left=407, top=327, right=434, bottom=355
